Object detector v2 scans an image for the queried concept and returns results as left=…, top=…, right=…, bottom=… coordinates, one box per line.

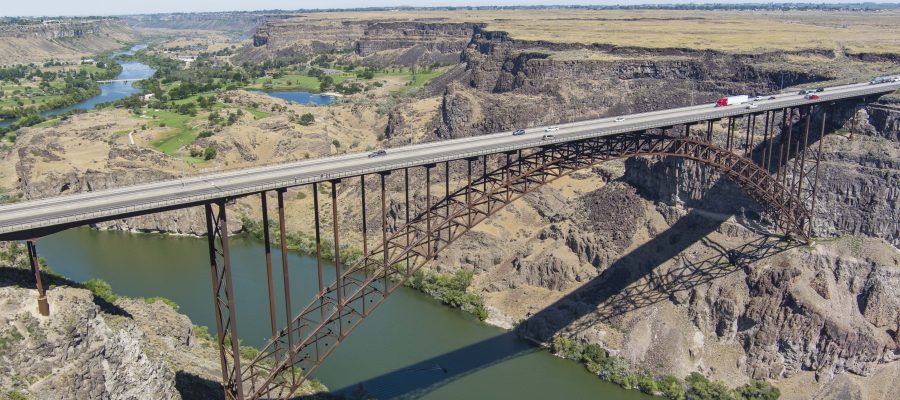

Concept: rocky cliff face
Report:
left=0, top=20, right=120, bottom=40
left=245, top=17, right=476, bottom=67
left=0, top=19, right=135, bottom=65
left=0, top=243, right=327, bottom=399
left=0, top=285, right=181, bottom=399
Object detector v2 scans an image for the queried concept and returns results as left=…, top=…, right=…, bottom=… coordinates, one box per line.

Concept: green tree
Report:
left=686, top=372, right=733, bottom=400
left=299, top=113, right=315, bottom=126
left=637, top=374, right=659, bottom=395
left=659, top=375, right=687, bottom=400
left=735, top=380, right=780, bottom=400
left=203, top=146, right=217, bottom=160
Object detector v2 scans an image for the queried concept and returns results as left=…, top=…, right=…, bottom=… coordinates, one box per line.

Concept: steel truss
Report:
left=220, top=109, right=832, bottom=398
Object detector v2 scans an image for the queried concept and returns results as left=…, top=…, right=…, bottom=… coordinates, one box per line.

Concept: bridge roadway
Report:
left=1, top=81, right=898, bottom=240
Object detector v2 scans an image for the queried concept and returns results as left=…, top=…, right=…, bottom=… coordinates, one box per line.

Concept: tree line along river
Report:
left=16, top=43, right=650, bottom=399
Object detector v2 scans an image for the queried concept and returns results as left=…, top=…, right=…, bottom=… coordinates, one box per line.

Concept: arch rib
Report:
left=238, top=132, right=810, bottom=399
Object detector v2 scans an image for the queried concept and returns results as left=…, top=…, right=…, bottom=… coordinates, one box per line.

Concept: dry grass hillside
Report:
left=279, top=9, right=900, bottom=54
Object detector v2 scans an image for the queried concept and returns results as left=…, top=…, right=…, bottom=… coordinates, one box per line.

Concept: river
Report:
left=255, top=90, right=336, bottom=105
left=18, top=43, right=647, bottom=399
left=39, top=228, right=650, bottom=399
left=0, top=44, right=155, bottom=128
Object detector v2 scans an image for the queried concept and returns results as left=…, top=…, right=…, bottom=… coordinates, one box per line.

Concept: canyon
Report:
left=0, top=8, right=898, bottom=399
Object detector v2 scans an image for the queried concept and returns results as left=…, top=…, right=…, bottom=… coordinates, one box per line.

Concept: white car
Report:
left=752, top=96, right=764, bottom=101
left=541, top=134, right=554, bottom=141
left=746, top=103, right=758, bottom=109
left=545, top=126, right=559, bottom=132
left=615, top=117, right=625, bottom=122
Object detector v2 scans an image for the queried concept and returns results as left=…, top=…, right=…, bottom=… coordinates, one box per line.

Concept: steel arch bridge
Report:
left=210, top=106, right=831, bottom=399
left=8, top=98, right=869, bottom=399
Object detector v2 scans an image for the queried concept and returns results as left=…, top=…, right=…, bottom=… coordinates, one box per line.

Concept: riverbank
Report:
left=27, top=227, right=649, bottom=399
left=0, top=241, right=329, bottom=399
left=0, top=44, right=152, bottom=135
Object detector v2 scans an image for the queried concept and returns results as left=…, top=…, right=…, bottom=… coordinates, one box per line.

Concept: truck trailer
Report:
left=715, top=95, right=749, bottom=107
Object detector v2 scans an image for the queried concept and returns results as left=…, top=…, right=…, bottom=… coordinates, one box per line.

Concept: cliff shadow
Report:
left=331, top=204, right=799, bottom=399
left=0, top=264, right=131, bottom=317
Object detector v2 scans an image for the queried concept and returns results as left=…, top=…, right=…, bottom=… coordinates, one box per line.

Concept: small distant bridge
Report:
left=1, top=80, right=898, bottom=399
left=96, top=79, right=141, bottom=84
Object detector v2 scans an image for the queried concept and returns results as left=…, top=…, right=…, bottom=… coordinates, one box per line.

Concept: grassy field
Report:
left=291, top=9, right=900, bottom=54
left=147, top=110, right=197, bottom=154
left=248, top=74, right=353, bottom=92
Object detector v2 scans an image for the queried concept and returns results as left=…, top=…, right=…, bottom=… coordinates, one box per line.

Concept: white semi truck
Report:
left=715, top=95, right=749, bottom=107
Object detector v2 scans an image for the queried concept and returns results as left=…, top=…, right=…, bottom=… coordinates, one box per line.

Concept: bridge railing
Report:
left=0, top=84, right=896, bottom=238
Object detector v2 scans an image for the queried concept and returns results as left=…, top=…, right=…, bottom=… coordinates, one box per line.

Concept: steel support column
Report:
left=808, top=109, right=827, bottom=237
left=260, top=194, right=277, bottom=347
left=26, top=240, right=50, bottom=316
left=330, top=180, right=343, bottom=331
left=205, top=201, right=244, bottom=400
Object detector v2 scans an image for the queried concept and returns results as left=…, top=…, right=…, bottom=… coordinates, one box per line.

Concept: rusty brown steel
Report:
left=312, top=183, right=324, bottom=294
left=808, top=109, right=828, bottom=237
left=745, top=113, right=754, bottom=157
left=240, top=132, right=813, bottom=399
left=26, top=240, right=50, bottom=316
left=380, top=172, right=389, bottom=291
left=425, top=165, right=433, bottom=260
left=275, top=188, right=294, bottom=386
left=260, top=194, right=278, bottom=347
left=205, top=201, right=244, bottom=400
left=330, top=180, right=342, bottom=332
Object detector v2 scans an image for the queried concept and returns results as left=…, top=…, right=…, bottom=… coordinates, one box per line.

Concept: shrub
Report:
left=551, top=336, right=583, bottom=361
left=197, top=130, right=214, bottom=139
left=686, top=372, right=732, bottom=400
left=638, top=374, right=659, bottom=395
left=203, top=146, right=217, bottom=160
left=144, top=296, right=179, bottom=310
left=331, top=139, right=341, bottom=148
left=735, top=380, right=780, bottom=400
left=596, top=356, right=632, bottom=388
left=659, top=375, right=687, bottom=400
left=193, top=325, right=215, bottom=343
left=405, top=269, right=488, bottom=321
left=83, top=278, right=119, bottom=303
left=298, top=113, right=315, bottom=126
left=581, top=343, right=607, bottom=364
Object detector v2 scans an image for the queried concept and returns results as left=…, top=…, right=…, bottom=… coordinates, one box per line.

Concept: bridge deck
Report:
left=1, top=81, right=897, bottom=240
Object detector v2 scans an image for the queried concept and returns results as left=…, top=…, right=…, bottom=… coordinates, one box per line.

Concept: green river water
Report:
left=39, top=228, right=650, bottom=399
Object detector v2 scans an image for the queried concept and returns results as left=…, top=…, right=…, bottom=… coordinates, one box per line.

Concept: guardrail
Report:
left=1, top=84, right=897, bottom=237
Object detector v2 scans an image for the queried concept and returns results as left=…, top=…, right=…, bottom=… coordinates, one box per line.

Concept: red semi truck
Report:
left=715, top=95, right=749, bottom=107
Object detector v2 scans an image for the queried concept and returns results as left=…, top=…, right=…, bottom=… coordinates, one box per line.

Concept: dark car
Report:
left=815, top=88, right=825, bottom=92
left=368, top=149, right=387, bottom=158
left=512, top=128, right=526, bottom=136
left=768, top=96, right=777, bottom=100
left=798, top=90, right=809, bottom=95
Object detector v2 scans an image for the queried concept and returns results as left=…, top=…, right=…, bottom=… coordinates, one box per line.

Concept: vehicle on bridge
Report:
left=545, top=126, right=559, bottom=132
left=870, top=76, right=899, bottom=85
left=715, top=95, right=749, bottom=107
left=512, top=128, right=526, bottom=136
left=541, top=134, right=554, bottom=140
left=615, top=116, right=626, bottom=122
left=805, top=94, right=820, bottom=100
left=746, top=103, right=758, bottom=109
left=368, top=149, right=387, bottom=158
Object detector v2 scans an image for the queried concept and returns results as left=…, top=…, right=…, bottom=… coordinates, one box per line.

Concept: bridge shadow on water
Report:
left=333, top=205, right=800, bottom=399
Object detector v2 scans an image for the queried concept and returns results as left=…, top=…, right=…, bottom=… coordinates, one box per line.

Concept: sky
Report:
left=0, top=1, right=874, bottom=17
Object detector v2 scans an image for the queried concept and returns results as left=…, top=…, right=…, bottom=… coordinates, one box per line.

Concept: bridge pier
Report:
left=205, top=201, right=244, bottom=400
left=25, top=240, right=50, bottom=316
